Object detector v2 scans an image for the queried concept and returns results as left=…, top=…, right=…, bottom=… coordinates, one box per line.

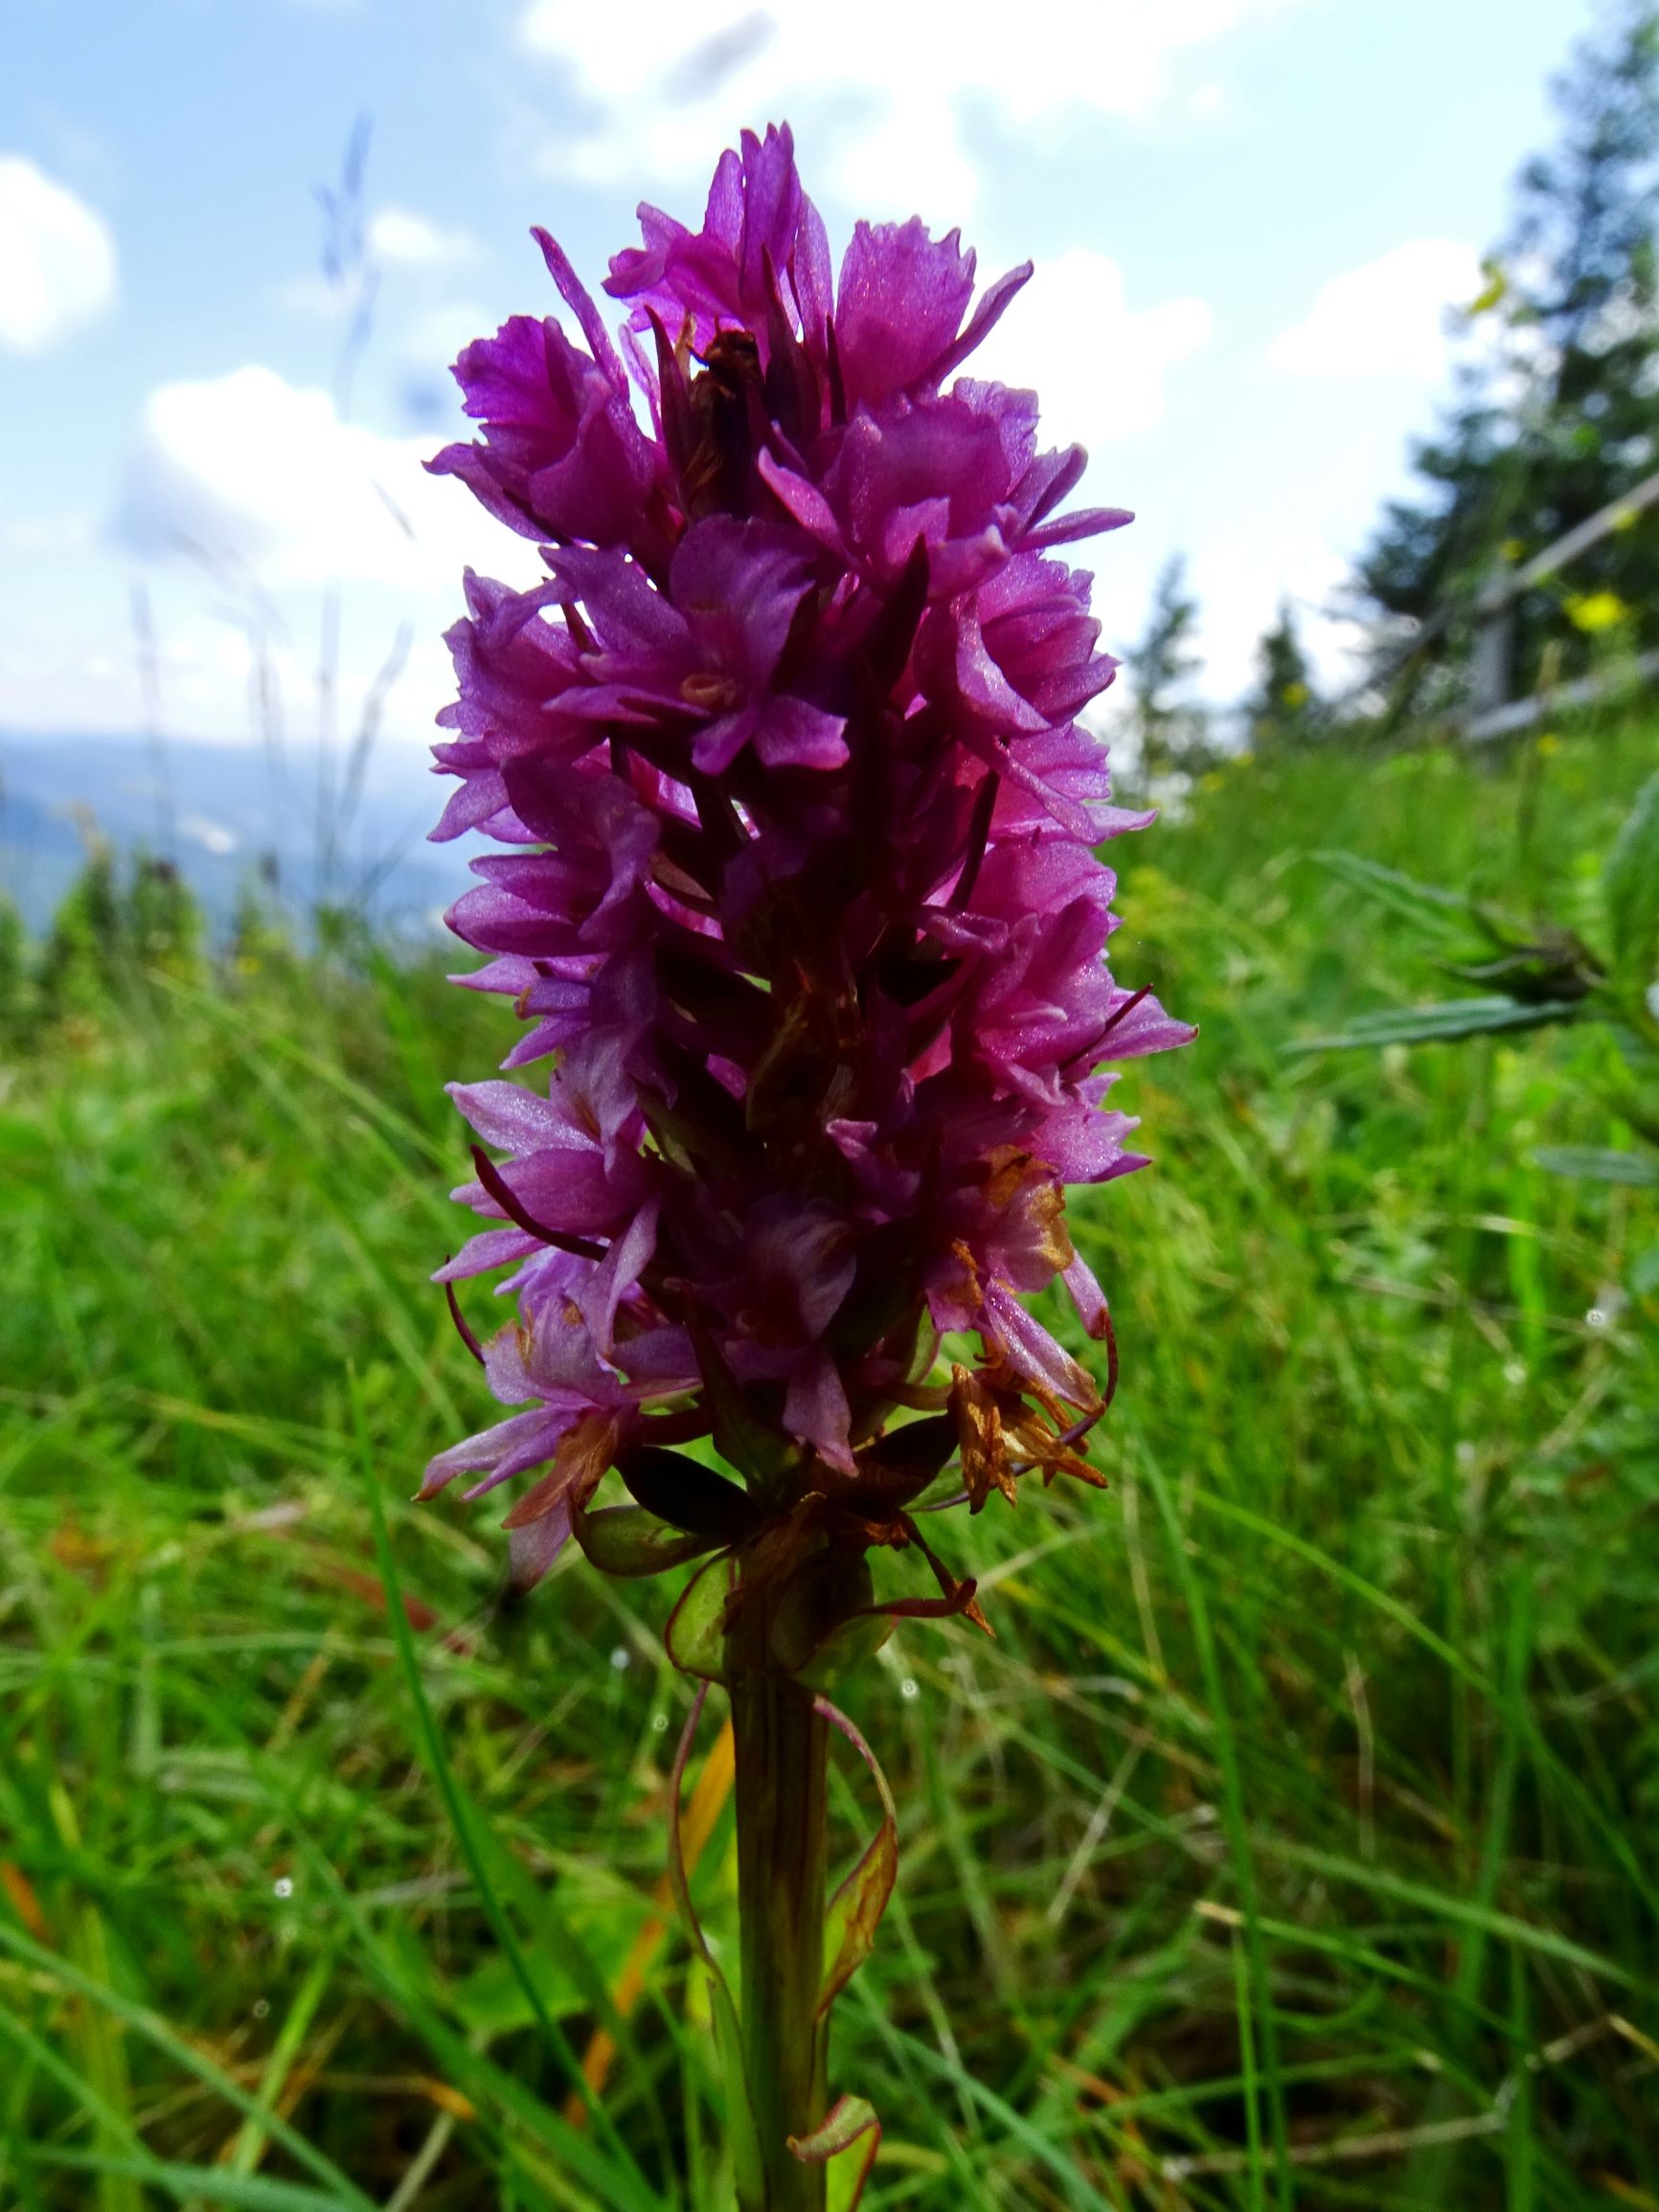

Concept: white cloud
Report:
left=969, top=250, right=1213, bottom=456
left=1096, top=530, right=1365, bottom=724
left=518, top=0, right=1306, bottom=217
left=827, top=98, right=981, bottom=231
left=112, top=364, right=538, bottom=592
left=0, top=608, right=260, bottom=743
left=270, top=270, right=347, bottom=320
left=1187, top=536, right=1357, bottom=698
left=274, top=214, right=477, bottom=328
left=367, top=204, right=479, bottom=267
left=0, top=368, right=548, bottom=753
left=178, top=812, right=239, bottom=856
left=0, top=583, right=473, bottom=752
left=400, top=298, right=494, bottom=370
left=0, top=155, right=118, bottom=351
left=1267, top=239, right=1482, bottom=380
left=0, top=510, right=96, bottom=554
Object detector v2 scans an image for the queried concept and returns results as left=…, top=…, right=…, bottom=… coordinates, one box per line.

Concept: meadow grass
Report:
left=1, top=718, right=1656, bottom=2209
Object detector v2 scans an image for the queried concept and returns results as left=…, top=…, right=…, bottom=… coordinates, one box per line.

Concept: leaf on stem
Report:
left=707, top=1963, right=768, bottom=2211
left=618, top=1446, right=761, bottom=1539
left=667, top=1686, right=765, bottom=2209
left=810, top=1692, right=901, bottom=2020
left=1534, top=1144, right=1659, bottom=1188
left=572, top=1504, right=719, bottom=1578
left=665, top=1552, right=739, bottom=1681
left=787, top=2093, right=881, bottom=2208
left=1288, top=995, right=1583, bottom=1052
left=818, top=1819, right=898, bottom=2018
left=1314, top=850, right=1477, bottom=938
left=1603, top=768, right=1659, bottom=983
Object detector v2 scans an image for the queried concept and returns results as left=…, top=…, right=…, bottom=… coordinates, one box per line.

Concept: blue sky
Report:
left=0, top=0, right=1601, bottom=764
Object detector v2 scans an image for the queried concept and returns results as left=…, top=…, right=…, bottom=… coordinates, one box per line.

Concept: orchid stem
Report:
left=730, top=1653, right=830, bottom=2211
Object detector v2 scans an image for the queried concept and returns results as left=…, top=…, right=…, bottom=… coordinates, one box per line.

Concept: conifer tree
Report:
left=1248, top=603, right=1318, bottom=750
left=1358, top=4, right=1659, bottom=699
left=1125, top=555, right=1210, bottom=776
left=0, top=897, right=31, bottom=1037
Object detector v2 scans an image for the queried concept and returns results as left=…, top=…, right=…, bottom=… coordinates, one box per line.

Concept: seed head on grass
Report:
left=421, top=124, right=1191, bottom=1614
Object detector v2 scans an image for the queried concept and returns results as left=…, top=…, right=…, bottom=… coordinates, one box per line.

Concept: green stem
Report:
left=729, top=1657, right=830, bottom=2211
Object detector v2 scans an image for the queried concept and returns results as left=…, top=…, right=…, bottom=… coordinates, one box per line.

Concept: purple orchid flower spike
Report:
left=421, top=121, right=1192, bottom=2209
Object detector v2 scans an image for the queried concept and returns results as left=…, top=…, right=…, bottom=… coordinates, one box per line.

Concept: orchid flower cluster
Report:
left=420, top=125, right=1189, bottom=2200
left=421, top=127, right=1189, bottom=1626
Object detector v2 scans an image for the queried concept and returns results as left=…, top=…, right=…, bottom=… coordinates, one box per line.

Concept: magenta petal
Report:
left=756, top=449, right=849, bottom=556
left=784, top=1351, right=856, bottom=1476
left=670, top=517, right=815, bottom=681
left=508, top=1498, right=575, bottom=1588
left=580, top=1196, right=660, bottom=1357
left=1022, top=505, right=1136, bottom=551
left=419, top=1405, right=571, bottom=1500
left=434, top=1227, right=541, bottom=1282
left=1061, top=1251, right=1109, bottom=1338
left=431, top=307, right=658, bottom=553
left=446, top=1078, right=592, bottom=1155
left=532, top=226, right=628, bottom=384
left=1099, top=992, right=1200, bottom=1061
left=928, top=260, right=1034, bottom=387
left=430, top=766, right=509, bottom=842
left=752, top=696, right=848, bottom=769
left=691, top=704, right=758, bottom=775
left=982, top=1286, right=1097, bottom=1411
left=836, top=217, right=976, bottom=407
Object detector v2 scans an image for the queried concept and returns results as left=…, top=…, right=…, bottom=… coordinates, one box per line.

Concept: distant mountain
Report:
left=0, top=732, right=474, bottom=937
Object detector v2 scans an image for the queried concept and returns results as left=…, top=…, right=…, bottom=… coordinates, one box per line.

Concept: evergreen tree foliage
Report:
left=230, top=862, right=294, bottom=980
left=43, top=843, right=124, bottom=1018
left=126, top=856, right=202, bottom=977
left=0, top=897, right=31, bottom=1036
left=1125, top=555, right=1211, bottom=775
left=1357, top=3, right=1659, bottom=703
left=41, top=845, right=205, bottom=1018
left=1248, top=602, right=1318, bottom=750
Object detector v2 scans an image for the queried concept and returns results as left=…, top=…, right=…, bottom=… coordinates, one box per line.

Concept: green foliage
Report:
left=1533, top=1141, right=1659, bottom=1185
left=125, top=858, right=202, bottom=978
left=230, top=869, right=297, bottom=982
left=1298, top=757, right=1659, bottom=1163
left=41, top=842, right=125, bottom=1018
left=1602, top=765, right=1659, bottom=982
left=0, top=895, right=32, bottom=1031
left=1359, top=4, right=1659, bottom=702
left=27, top=847, right=210, bottom=1029
left=1293, top=992, right=1586, bottom=1049
left=1, top=721, right=1657, bottom=2206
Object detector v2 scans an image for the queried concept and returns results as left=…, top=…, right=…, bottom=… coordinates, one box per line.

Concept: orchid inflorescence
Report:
left=419, top=122, right=1190, bottom=2201
left=420, top=126, right=1189, bottom=1644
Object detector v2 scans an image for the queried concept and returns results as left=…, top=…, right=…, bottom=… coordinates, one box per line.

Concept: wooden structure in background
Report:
left=1466, top=465, right=1659, bottom=741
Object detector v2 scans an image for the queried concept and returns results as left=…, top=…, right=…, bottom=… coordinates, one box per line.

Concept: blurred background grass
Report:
left=1, top=713, right=1655, bottom=2210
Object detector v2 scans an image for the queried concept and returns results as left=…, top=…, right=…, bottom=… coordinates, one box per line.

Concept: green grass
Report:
left=2, top=718, right=1656, bottom=2209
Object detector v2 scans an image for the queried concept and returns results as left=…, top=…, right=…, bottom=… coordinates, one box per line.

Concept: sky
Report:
left=0, top=0, right=1604, bottom=768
